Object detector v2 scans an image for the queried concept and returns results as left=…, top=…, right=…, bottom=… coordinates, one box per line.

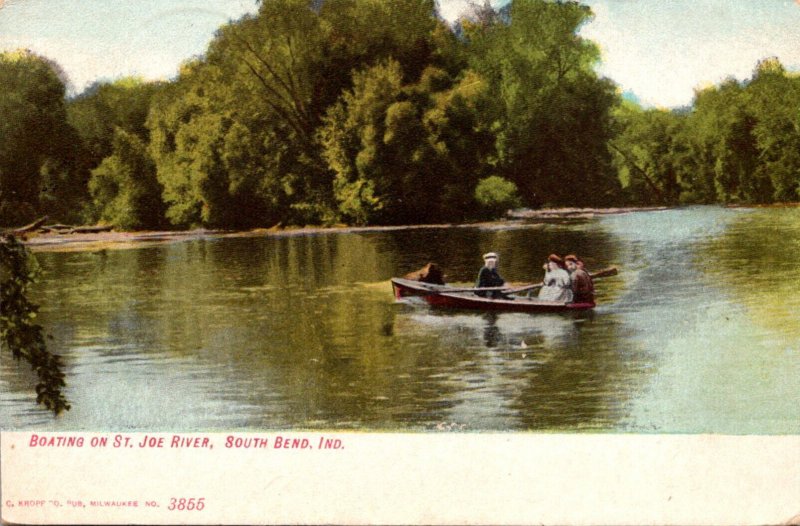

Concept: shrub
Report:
left=474, top=176, right=521, bottom=218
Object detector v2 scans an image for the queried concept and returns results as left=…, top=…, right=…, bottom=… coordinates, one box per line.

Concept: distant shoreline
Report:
left=506, top=206, right=668, bottom=219
left=725, top=202, right=800, bottom=209
left=13, top=205, right=687, bottom=253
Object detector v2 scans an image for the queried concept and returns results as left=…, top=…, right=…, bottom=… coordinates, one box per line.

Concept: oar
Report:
left=503, top=266, right=619, bottom=294
left=586, top=266, right=619, bottom=279
left=414, top=284, right=511, bottom=294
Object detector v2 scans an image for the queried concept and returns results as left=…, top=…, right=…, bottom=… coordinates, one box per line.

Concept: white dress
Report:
left=538, top=268, right=573, bottom=302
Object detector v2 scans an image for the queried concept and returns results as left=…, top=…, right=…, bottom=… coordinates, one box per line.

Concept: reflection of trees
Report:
left=30, top=249, right=165, bottom=367
left=36, top=232, right=471, bottom=429
left=1, top=247, right=169, bottom=419
left=701, top=208, right=800, bottom=339
left=14, top=221, right=629, bottom=430
left=394, top=308, right=634, bottom=430
left=378, top=222, right=618, bottom=284
left=190, top=233, right=473, bottom=428
left=508, top=313, right=633, bottom=430
left=34, top=247, right=166, bottom=340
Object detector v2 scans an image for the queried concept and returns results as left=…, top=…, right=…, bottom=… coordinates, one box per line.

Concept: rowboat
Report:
left=390, top=277, right=596, bottom=313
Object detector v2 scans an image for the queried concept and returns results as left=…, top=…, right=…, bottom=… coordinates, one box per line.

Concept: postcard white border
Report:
left=2, top=432, right=799, bottom=525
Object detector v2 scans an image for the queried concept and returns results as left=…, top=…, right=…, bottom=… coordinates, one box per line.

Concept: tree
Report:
left=67, top=77, right=163, bottom=170
left=688, top=80, right=764, bottom=203
left=146, top=0, right=457, bottom=228
left=147, top=59, right=291, bottom=228
left=746, top=58, right=800, bottom=202
left=88, top=129, right=166, bottom=230
left=0, top=50, right=83, bottom=225
left=610, top=102, right=693, bottom=204
left=421, top=68, right=496, bottom=220
left=319, top=61, right=494, bottom=224
left=465, top=0, right=621, bottom=207
left=319, top=60, right=409, bottom=224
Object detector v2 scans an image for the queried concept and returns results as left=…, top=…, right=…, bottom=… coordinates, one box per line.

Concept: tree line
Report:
left=2, top=0, right=799, bottom=230
left=612, top=57, right=800, bottom=205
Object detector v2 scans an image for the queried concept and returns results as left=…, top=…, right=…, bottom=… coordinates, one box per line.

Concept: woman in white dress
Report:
left=538, top=254, right=573, bottom=303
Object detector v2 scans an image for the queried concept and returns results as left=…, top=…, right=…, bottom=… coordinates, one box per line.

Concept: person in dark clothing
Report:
left=404, top=262, right=445, bottom=285
left=565, top=254, right=594, bottom=304
left=475, top=252, right=506, bottom=298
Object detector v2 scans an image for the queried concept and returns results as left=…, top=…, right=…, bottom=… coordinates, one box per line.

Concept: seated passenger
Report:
left=404, top=262, right=445, bottom=285
left=565, top=255, right=594, bottom=304
left=538, top=254, right=573, bottom=303
left=475, top=252, right=506, bottom=298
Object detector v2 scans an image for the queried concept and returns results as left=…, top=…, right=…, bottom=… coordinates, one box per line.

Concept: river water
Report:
left=1, top=206, right=798, bottom=433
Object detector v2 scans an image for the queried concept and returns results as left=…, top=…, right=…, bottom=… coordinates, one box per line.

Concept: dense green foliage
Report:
left=319, top=62, right=493, bottom=224
left=613, top=58, right=800, bottom=205
left=464, top=0, right=621, bottom=207
left=0, top=235, right=69, bottom=414
left=88, top=129, right=166, bottom=229
left=2, top=2, right=799, bottom=230
left=68, top=77, right=163, bottom=170
left=0, top=50, right=84, bottom=225
left=474, top=175, right=522, bottom=218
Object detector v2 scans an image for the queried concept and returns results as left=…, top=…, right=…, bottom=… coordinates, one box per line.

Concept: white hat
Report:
left=482, top=252, right=498, bottom=260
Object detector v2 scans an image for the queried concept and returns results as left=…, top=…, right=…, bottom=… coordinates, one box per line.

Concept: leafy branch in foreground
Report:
left=0, top=233, right=70, bottom=414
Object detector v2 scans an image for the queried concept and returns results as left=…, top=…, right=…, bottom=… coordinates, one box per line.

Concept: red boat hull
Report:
left=391, top=278, right=595, bottom=313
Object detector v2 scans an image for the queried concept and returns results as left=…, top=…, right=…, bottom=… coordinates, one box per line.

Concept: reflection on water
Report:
left=0, top=207, right=798, bottom=433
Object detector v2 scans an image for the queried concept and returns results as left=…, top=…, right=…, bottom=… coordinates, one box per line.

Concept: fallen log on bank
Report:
left=66, top=225, right=114, bottom=234
left=39, top=224, right=74, bottom=233
left=35, top=223, right=115, bottom=235
left=1, top=216, right=48, bottom=237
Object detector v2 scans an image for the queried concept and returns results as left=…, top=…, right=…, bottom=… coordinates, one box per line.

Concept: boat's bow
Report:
left=391, top=277, right=447, bottom=299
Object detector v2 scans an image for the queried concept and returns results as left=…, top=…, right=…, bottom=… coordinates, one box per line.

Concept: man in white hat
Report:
left=475, top=252, right=506, bottom=298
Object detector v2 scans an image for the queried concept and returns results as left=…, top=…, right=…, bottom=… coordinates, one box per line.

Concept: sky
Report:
left=579, top=0, right=800, bottom=107
left=1, top=0, right=800, bottom=107
left=0, top=0, right=261, bottom=90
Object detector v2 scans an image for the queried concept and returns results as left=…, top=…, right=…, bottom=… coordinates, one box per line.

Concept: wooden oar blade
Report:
left=590, top=267, right=618, bottom=279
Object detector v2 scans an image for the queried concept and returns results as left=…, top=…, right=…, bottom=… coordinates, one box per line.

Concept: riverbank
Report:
left=21, top=206, right=670, bottom=252
left=507, top=206, right=667, bottom=219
